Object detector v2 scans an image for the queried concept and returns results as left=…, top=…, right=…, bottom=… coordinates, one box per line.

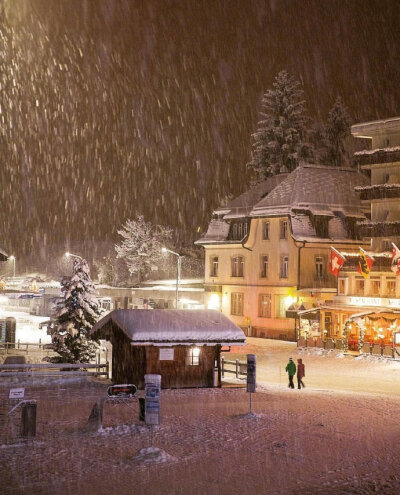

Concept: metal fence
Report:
left=0, top=362, right=109, bottom=377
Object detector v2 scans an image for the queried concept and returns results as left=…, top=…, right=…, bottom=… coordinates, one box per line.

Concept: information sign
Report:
left=145, top=374, right=161, bottom=425
left=9, top=388, right=25, bottom=399
left=159, top=348, right=174, bottom=361
left=107, top=384, right=137, bottom=397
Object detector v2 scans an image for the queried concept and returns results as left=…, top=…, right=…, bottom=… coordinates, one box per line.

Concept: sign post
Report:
left=145, top=374, right=161, bottom=447
left=246, top=354, right=256, bottom=414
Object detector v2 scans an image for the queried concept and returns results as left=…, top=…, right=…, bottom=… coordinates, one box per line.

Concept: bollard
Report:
left=139, top=397, right=145, bottom=421
left=21, top=401, right=37, bottom=437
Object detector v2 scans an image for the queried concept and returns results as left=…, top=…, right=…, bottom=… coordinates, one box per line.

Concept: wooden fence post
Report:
left=21, top=401, right=37, bottom=437
left=235, top=359, right=239, bottom=378
left=221, top=357, right=224, bottom=378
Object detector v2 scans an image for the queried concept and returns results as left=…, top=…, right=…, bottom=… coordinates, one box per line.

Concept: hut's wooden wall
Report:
left=145, top=345, right=219, bottom=388
left=108, top=323, right=147, bottom=388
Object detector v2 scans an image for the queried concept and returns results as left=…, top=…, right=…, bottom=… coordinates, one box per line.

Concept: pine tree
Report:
left=248, top=70, right=312, bottom=181
left=115, top=215, right=173, bottom=283
left=323, top=97, right=351, bottom=167
left=48, top=258, right=103, bottom=363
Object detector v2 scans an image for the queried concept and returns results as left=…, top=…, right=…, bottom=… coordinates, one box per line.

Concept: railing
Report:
left=0, top=341, right=53, bottom=353
left=0, top=362, right=109, bottom=377
left=221, top=357, right=247, bottom=380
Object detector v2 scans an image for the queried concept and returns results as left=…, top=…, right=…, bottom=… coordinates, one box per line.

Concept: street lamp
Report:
left=162, top=247, right=182, bottom=309
left=9, top=255, right=16, bottom=278
left=65, top=251, right=83, bottom=261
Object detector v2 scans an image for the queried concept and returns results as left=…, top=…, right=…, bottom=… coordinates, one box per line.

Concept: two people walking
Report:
left=285, top=357, right=305, bottom=389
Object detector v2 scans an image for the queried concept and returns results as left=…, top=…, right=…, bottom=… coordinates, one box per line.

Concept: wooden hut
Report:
left=91, top=309, right=246, bottom=388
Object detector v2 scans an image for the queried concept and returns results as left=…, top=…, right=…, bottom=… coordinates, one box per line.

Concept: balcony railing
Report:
left=355, top=184, right=400, bottom=201
left=353, top=148, right=400, bottom=167
left=358, top=221, right=400, bottom=238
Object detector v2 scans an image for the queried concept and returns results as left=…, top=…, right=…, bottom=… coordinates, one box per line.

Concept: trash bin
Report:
left=139, top=397, right=145, bottom=421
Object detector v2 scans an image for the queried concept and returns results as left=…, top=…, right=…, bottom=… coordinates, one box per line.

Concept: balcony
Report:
left=355, top=184, right=400, bottom=201
left=353, top=148, right=400, bottom=167
left=358, top=220, right=400, bottom=238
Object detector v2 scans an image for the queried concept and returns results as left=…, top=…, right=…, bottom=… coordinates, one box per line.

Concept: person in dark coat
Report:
left=285, top=357, right=296, bottom=389
left=297, top=358, right=305, bottom=389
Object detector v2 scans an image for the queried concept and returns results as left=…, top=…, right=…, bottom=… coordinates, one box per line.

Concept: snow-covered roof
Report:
left=251, top=164, right=368, bottom=217
left=214, top=174, right=288, bottom=219
left=92, top=309, right=246, bottom=346
left=351, top=117, right=400, bottom=139
left=198, top=164, right=369, bottom=245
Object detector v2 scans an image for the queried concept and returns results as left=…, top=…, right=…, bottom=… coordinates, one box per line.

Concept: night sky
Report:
left=1, top=0, right=400, bottom=271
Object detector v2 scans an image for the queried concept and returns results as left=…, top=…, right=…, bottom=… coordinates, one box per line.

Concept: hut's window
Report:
left=231, top=256, right=244, bottom=277
left=260, top=255, right=268, bottom=278
left=210, top=256, right=219, bottom=278
left=186, top=347, right=200, bottom=366
left=386, top=279, right=396, bottom=297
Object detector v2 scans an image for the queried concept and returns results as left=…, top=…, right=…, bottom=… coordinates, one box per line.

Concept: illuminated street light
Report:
left=65, top=251, right=83, bottom=261
left=162, top=247, right=182, bottom=309
left=9, top=255, right=16, bottom=278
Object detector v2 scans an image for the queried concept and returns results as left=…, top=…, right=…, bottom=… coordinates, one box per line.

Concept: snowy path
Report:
left=1, top=338, right=400, bottom=494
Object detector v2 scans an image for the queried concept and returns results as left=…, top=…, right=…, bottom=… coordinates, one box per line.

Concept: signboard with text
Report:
left=145, top=374, right=161, bottom=425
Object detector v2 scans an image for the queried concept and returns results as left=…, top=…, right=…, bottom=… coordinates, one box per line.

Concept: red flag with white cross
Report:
left=329, top=247, right=346, bottom=277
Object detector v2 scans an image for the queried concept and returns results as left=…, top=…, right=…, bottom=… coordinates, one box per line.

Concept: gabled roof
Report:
left=91, top=309, right=246, bottom=346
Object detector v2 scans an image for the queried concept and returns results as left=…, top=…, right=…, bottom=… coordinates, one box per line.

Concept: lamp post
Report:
left=9, top=255, right=16, bottom=278
left=65, top=251, right=83, bottom=261
left=162, top=247, right=182, bottom=309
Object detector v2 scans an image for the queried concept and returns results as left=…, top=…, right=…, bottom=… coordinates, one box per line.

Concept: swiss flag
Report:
left=329, top=247, right=346, bottom=277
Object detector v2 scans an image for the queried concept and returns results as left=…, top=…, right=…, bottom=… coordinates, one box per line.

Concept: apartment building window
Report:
left=260, top=255, right=269, bottom=278
left=210, top=256, right=219, bottom=278
left=280, top=220, right=288, bottom=239
left=338, top=278, right=347, bottom=295
left=262, top=221, right=270, bottom=240
left=280, top=255, right=289, bottom=278
left=370, top=279, right=381, bottom=296
left=185, top=347, right=200, bottom=366
left=231, top=255, right=244, bottom=277
left=231, top=292, right=244, bottom=316
left=386, top=279, right=396, bottom=297
left=315, top=256, right=324, bottom=279
left=355, top=278, right=365, bottom=296
left=259, top=294, right=271, bottom=318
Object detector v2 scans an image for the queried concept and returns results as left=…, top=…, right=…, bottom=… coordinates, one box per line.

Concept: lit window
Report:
left=210, top=256, right=219, bottom=277
left=338, top=278, right=346, bottom=295
left=231, top=292, right=244, bottom=316
left=280, top=255, right=289, bottom=278
left=370, top=279, right=381, bottom=296
left=231, top=256, right=244, bottom=277
left=262, top=221, right=270, bottom=240
left=315, top=256, right=324, bottom=278
left=186, top=347, right=200, bottom=366
left=280, top=220, right=288, bottom=239
left=259, top=294, right=271, bottom=318
left=355, top=278, right=364, bottom=295
left=260, top=255, right=268, bottom=278
left=387, top=279, right=396, bottom=297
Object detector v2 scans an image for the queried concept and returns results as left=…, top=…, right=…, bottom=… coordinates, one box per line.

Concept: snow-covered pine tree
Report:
left=48, top=257, right=103, bottom=363
left=115, top=215, right=173, bottom=283
left=248, top=70, right=312, bottom=181
left=322, top=97, right=351, bottom=167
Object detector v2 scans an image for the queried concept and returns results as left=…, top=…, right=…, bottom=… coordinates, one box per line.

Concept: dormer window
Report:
left=230, top=221, right=249, bottom=241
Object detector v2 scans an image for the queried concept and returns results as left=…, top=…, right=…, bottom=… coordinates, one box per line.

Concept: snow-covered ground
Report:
left=0, top=310, right=51, bottom=344
left=1, top=338, right=400, bottom=494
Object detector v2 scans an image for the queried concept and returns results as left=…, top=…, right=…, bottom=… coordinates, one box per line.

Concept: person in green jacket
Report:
left=285, top=357, right=296, bottom=389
